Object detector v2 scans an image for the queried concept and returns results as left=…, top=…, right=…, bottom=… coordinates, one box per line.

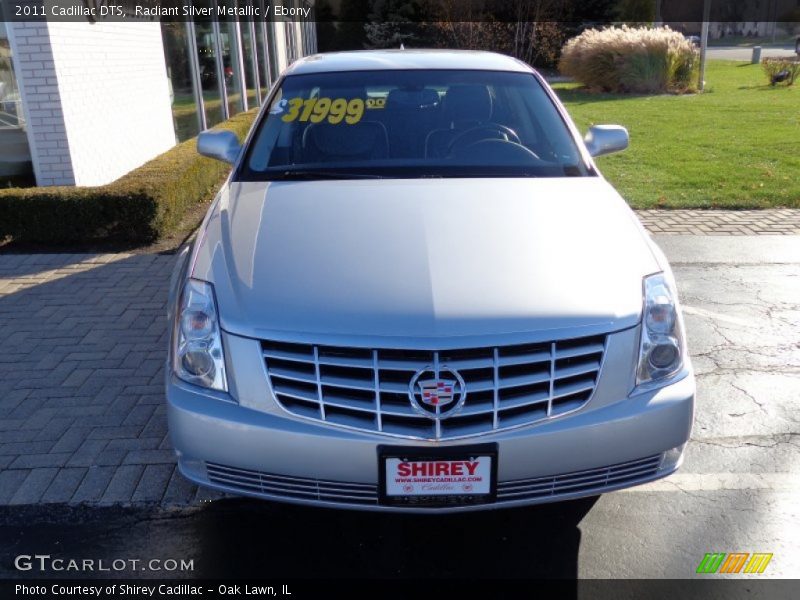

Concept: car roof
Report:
left=283, top=50, right=535, bottom=76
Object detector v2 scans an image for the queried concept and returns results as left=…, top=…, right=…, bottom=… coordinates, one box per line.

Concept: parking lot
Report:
left=0, top=228, right=798, bottom=579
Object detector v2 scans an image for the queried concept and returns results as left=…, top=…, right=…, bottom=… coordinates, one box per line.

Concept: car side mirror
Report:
left=197, top=130, right=241, bottom=164
left=584, top=125, right=629, bottom=158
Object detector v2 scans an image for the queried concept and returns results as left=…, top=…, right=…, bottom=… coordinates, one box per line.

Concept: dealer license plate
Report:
left=378, top=444, right=497, bottom=507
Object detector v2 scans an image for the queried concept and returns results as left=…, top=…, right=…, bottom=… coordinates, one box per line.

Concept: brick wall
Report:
left=7, top=21, right=73, bottom=186
left=9, top=21, right=175, bottom=187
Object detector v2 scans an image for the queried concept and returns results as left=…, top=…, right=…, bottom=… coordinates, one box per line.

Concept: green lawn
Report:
left=554, top=60, right=800, bottom=209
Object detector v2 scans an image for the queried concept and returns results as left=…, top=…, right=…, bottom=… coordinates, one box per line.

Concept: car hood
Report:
left=191, top=178, right=659, bottom=347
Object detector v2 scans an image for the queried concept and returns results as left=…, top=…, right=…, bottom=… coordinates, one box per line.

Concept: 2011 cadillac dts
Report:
left=166, top=50, right=694, bottom=512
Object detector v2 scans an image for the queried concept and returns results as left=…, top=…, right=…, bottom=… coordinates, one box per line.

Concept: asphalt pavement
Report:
left=1, top=235, right=798, bottom=580
left=706, top=45, right=798, bottom=61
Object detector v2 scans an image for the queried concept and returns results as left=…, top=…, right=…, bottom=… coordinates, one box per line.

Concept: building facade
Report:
left=1, top=3, right=316, bottom=187
left=0, top=17, right=30, bottom=182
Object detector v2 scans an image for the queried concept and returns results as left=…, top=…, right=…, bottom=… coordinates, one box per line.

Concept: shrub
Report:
left=0, top=110, right=256, bottom=246
left=559, top=26, right=699, bottom=94
left=761, top=57, right=800, bottom=86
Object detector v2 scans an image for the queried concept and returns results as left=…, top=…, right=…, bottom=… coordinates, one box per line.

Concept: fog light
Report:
left=649, top=339, right=680, bottom=370
left=660, top=444, right=685, bottom=471
left=181, top=344, right=215, bottom=378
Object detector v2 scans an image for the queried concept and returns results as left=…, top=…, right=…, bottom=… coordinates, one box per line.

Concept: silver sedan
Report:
left=166, top=50, right=694, bottom=512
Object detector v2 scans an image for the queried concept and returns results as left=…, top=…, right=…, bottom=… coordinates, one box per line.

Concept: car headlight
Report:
left=635, top=272, right=685, bottom=390
left=172, top=279, right=227, bottom=392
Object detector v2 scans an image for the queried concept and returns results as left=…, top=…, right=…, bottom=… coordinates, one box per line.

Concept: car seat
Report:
left=424, top=85, right=493, bottom=158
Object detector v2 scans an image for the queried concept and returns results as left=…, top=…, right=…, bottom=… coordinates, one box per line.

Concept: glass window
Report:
left=255, top=22, right=271, bottom=99
left=194, top=21, right=225, bottom=127
left=0, top=17, right=33, bottom=187
left=0, top=20, right=24, bottom=130
left=223, top=21, right=242, bottom=116
left=267, top=22, right=280, bottom=82
left=160, top=23, right=199, bottom=141
left=239, top=22, right=258, bottom=108
left=240, top=70, right=590, bottom=181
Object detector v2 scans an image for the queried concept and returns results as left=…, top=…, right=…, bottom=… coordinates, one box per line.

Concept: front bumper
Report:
left=167, top=366, right=694, bottom=513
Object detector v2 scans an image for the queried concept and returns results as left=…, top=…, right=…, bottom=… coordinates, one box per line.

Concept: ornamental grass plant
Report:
left=559, top=26, right=699, bottom=94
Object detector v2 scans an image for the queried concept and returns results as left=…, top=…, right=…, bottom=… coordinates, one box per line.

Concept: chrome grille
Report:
left=262, top=335, right=606, bottom=441
left=497, top=454, right=662, bottom=501
left=205, top=454, right=662, bottom=508
left=206, top=463, right=378, bottom=505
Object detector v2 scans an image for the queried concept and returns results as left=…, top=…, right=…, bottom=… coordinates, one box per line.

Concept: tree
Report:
left=315, top=0, right=339, bottom=52
left=426, top=0, right=491, bottom=50
left=337, top=0, right=371, bottom=49
left=427, top=0, right=569, bottom=68
left=615, top=0, right=656, bottom=23
left=364, top=0, right=427, bottom=49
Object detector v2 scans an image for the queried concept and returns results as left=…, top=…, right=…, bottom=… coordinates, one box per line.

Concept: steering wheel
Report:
left=446, top=124, right=522, bottom=156
left=449, top=138, right=541, bottom=164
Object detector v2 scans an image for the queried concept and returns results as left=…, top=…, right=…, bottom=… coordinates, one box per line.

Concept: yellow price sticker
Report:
left=281, top=97, right=365, bottom=125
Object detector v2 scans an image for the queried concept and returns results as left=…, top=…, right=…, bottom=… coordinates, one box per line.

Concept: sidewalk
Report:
left=0, top=211, right=798, bottom=507
left=0, top=253, right=211, bottom=506
left=636, top=209, right=800, bottom=235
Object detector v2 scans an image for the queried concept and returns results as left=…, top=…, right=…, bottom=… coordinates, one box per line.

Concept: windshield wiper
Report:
left=271, top=170, right=384, bottom=180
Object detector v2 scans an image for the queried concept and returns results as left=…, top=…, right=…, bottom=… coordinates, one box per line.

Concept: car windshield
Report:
left=239, top=69, right=591, bottom=180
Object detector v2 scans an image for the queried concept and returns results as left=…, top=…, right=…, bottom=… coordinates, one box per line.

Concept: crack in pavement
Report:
left=692, top=432, right=800, bottom=449
left=729, top=380, right=767, bottom=413
left=663, top=479, right=719, bottom=507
